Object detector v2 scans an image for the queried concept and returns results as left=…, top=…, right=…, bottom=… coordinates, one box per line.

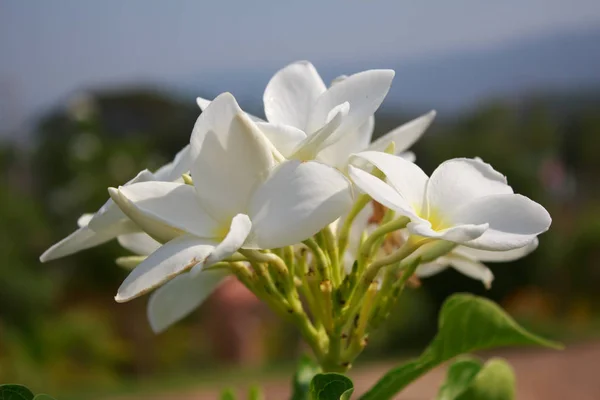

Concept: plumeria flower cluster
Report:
left=41, top=61, right=551, bottom=372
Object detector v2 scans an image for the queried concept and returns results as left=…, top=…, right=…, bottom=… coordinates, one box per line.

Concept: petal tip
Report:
left=39, top=251, right=51, bottom=263
left=114, top=293, right=128, bottom=303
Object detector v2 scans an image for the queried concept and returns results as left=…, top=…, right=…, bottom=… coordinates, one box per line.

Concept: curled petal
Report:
left=348, top=165, right=418, bottom=220
left=408, top=220, right=489, bottom=243
left=290, top=102, right=349, bottom=161
left=452, top=194, right=551, bottom=251
left=456, top=238, right=539, bottom=262
left=351, top=151, right=428, bottom=210
left=114, top=182, right=220, bottom=242
left=316, top=116, right=374, bottom=169
left=147, top=270, right=229, bottom=333
left=204, top=214, right=252, bottom=266
left=307, top=69, right=394, bottom=135
left=88, top=169, right=155, bottom=232
left=115, top=235, right=218, bottom=302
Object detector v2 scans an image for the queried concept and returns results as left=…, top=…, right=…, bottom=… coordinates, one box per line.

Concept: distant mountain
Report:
left=186, top=26, right=600, bottom=115
left=383, top=26, right=600, bottom=112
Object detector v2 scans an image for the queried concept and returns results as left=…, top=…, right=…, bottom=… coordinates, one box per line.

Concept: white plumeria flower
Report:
left=349, top=152, right=552, bottom=250
left=110, top=92, right=353, bottom=303
left=39, top=145, right=192, bottom=262
left=197, top=61, right=436, bottom=169
left=416, top=239, right=539, bottom=289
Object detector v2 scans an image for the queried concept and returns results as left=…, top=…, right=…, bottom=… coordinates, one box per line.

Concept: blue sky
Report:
left=1, top=0, right=600, bottom=133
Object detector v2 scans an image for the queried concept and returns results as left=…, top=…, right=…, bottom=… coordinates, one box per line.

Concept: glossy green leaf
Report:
left=0, top=385, right=34, bottom=400
left=32, top=396, right=56, bottom=400
left=436, top=356, right=483, bottom=400
left=310, top=373, right=354, bottom=400
left=456, top=358, right=516, bottom=400
left=291, top=354, right=322, bottom=400
left=360, top=293, right=561, bottom=400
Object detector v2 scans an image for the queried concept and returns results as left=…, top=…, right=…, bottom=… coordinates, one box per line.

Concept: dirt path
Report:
left=113, top=341, right=600, bottom=399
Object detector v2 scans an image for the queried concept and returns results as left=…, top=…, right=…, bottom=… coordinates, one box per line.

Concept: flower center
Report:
left=213, top=223, right=231, bottom=241
left=420, top=206, right=449, bottom=232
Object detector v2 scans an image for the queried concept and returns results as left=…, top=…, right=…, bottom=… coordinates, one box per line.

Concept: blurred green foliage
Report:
left=0, top=88, right=599, bottom=393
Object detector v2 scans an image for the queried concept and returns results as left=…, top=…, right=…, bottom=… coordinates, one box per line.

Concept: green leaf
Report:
left=360, top=293, right=561, bottom=400
left=310, top=373, right=354, bottom=400
left=220, top=388, right=237, bottom=400
left=456, top=358, right=516, bottom=400
left=291, top=354, right=322, bottom=400
left=0, top=385, right=34, bottom=400
left=33, top=396, right=56, bottom=400
left=248, top=385, right=264, bottom=400
left=436, top=356, right=483, bottom=400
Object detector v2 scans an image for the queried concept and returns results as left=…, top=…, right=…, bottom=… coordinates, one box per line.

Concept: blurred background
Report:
left=1, top=1, right=600, bottom=399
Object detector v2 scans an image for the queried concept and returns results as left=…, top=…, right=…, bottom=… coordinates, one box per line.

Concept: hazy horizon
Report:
left=1, top=0, right=600, bottom=136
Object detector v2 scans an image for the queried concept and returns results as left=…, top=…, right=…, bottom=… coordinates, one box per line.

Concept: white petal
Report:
left=115, top=234, right=218, bottom=302
left=307, top=69, right=394, bottom=135
left=455, top=238, right=539, bottom=262
left=425, top=158, right=513, bottom=218
left=40, top=222, right=137, bottom=262
left=368, top=111, right=436, bottom=154
left=118, top=232, right=161, bottom=256
left=191, top=94, right=275, bottom=221
left=255, top=122, right=306, bottom=157
left=400, top=151, right=416, bottom=163
left=316, top=116, right=374, bottom=168
left=451, top=194, right=551, bottom=251
left=416, top=259, right=450, bottom=278
left=147, top=270, right=229, bottom=333
left=77, top=213, right=94, bottom=228
left=116, top=182, right=220, bottom=242
left=348, top=165, right=418, bottom=219
left=88, top=169, right=156, bottom=232
left=408, top=220, right=489, bottom=243
left=289, top=102, right=349, bottom=161
left=205, top=214, right=252, bottom=265
left=448, top=256, right=494, bottom=289
left=249, top=160, right=353, bottom=249
left=263, top=61, right=326, bottom=130
left=196, top=97, right=212, bottom=111
left=351, top=151, right=428, bottom=211
left=110, top=187, right=181, bottom=243
left=152, top=145, right=192, bottom=182
left=196, top=96, right=263, bottom=122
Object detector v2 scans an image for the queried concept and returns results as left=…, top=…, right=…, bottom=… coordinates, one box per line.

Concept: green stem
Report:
left=322, top=225, right=342, bottom=287
left=337, top=193, right=371, bottom=261
left=303, top=238, right=330, bottom=282
left=358, top=217, right=409, bottom=267
left=342, top=238, right=424, bottom=329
